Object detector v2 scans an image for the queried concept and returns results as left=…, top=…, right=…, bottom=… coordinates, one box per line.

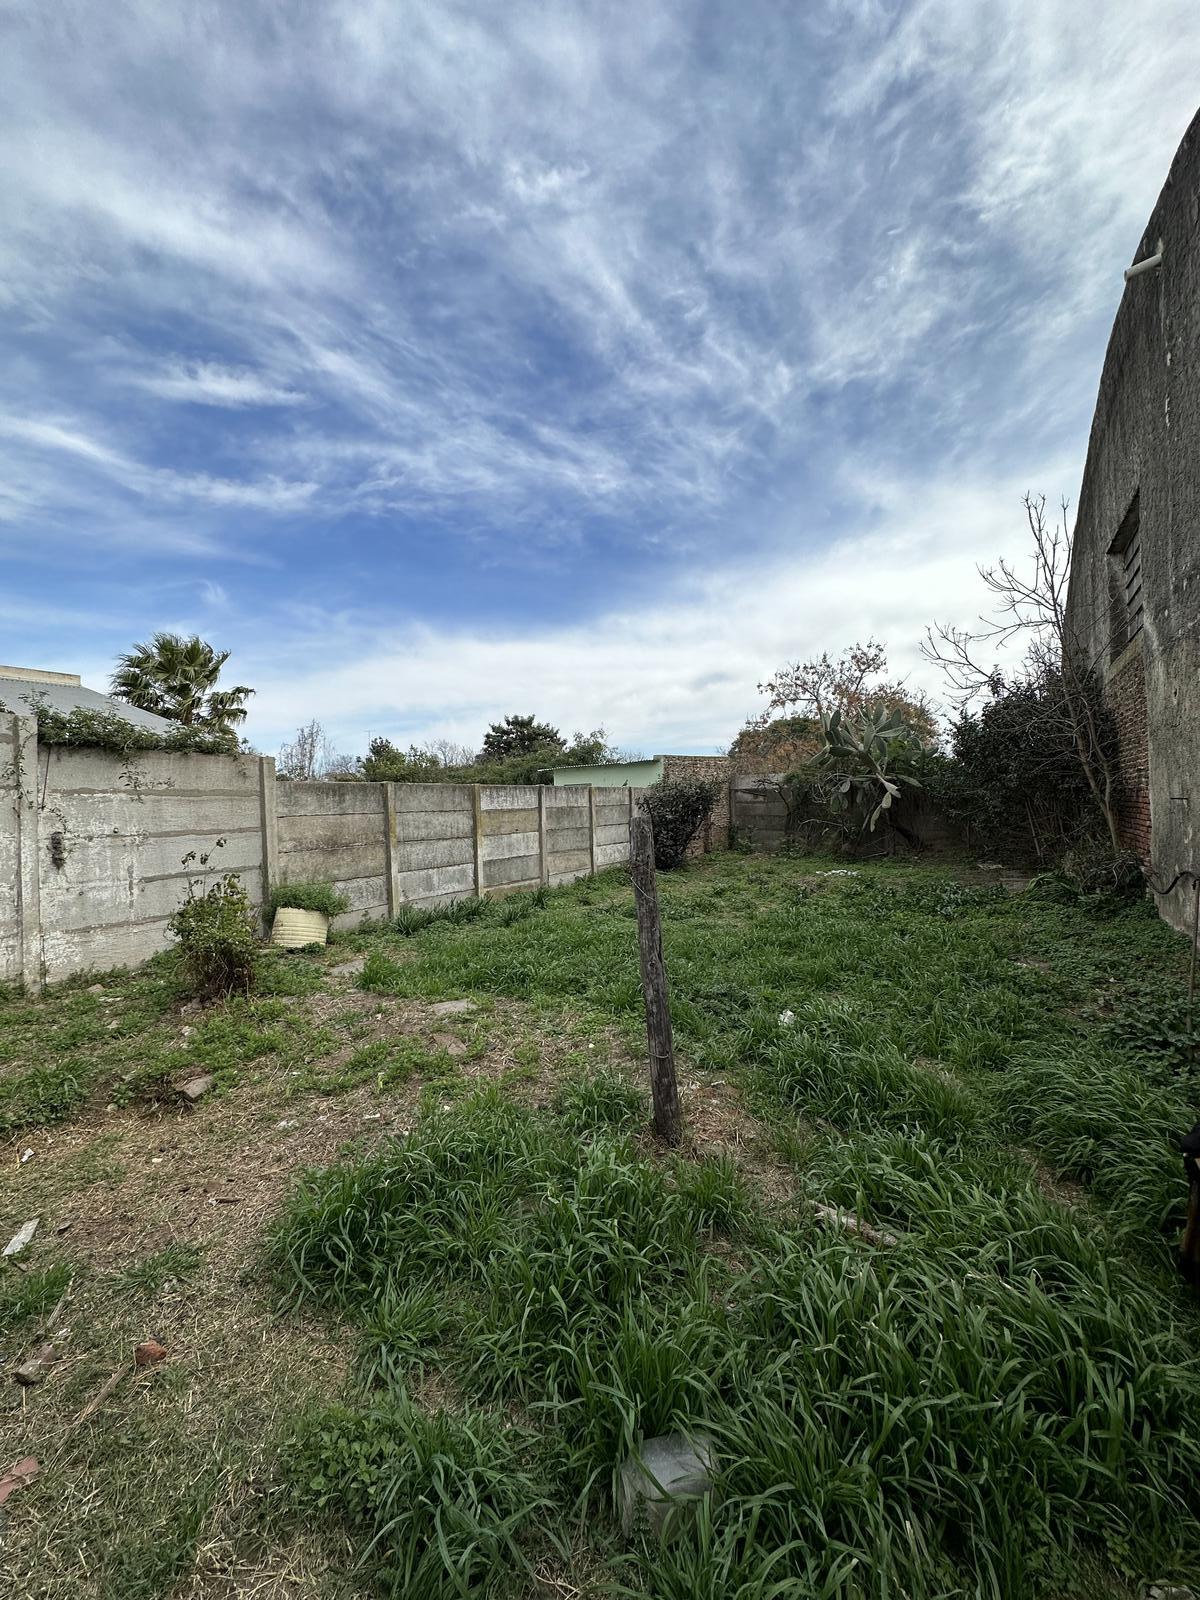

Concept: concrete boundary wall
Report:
left=0, top=714, right=664, bottom=988
left=730, top=773, right=965, bottom=855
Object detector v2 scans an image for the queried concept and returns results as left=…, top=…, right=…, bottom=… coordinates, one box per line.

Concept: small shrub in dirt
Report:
left=639, top=778, right=722, bottom=870
left=1027, top=850, right=1149, bottom=918
left=168, top=873, right=259, bottom=1000
left=1057, top=840, right=1145, bottom=901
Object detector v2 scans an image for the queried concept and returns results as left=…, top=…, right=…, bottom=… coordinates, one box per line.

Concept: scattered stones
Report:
left=617, top=1432, right=715, bottom=1540
left=13, top=1343, right=57, bottom=1386
left=86, top=983, right=106, bottom=995
left=135, top=1339, right=168, bottom=1367
left=3, top=1219, right=39, bottom=1258
left=175, top=1074, right=215, bottom=1103
left=1148, top=1586, right=1198, bottom=1600
left=431, top=999, right=477, bottom=1017
left=433, top=1032, right=469, bottom=1058
left=329, top=956, right=366, bottom=977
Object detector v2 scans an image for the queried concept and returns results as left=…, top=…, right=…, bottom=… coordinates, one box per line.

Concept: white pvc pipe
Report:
left=1125, top=251, right=1163, bottom=282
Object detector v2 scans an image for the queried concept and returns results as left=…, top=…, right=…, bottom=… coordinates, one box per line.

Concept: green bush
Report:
left=168, top=874, right=259, bottom=999
left=267, top=880, right=351, bottom=919
left=639, top=778, right=722, bottom=870
left=0, top=701, right=239, bottom=755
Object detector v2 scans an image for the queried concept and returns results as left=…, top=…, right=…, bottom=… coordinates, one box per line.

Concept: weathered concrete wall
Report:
left=731, top=777, right=789, bottom=850
left=0, top=717, right=28, bottom=986
left=0, top=730, right=649, bottom=987
left=276, top=780, right=389, bottom=929
left=730, top=773, right=965, bottom=856
left=478, top=785, right=542, bottom=894
left=545, top=784, right=594, bottom=886
left=594, top=786, right=638, bottom=870
left=1064, top=108, right=1200, bottom=932
left=391, top=782, right=476, bottom=908
left=33, top=734, right=267, bottom=981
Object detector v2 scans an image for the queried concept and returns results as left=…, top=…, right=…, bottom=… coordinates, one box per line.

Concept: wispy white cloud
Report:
left=237, top=456, right=1056, bottom=755
left=0, top=412, right=316, bottom=518
left=0, top=1, right=1196, bottom=749
left=131, top=361, right=305, bottom=408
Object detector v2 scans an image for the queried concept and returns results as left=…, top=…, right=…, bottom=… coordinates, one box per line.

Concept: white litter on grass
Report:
left=20, top=1148, right=34, bottom=1163
left=3, top=1218, right=39, bottom=1257
left=778, top=1010, right=796, bottom=1027
left=814, top=869, right=860, bottom=877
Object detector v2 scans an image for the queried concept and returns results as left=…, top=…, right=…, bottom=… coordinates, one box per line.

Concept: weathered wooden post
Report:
left=629, top=811, right=682, bottom=1145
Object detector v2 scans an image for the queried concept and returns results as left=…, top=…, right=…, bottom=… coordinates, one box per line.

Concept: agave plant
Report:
left=813, top=706, right=923, bottom=834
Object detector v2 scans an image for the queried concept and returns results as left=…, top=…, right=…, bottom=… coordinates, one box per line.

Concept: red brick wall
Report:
left=660, top=755, right=731, bottom=855
left=1107, top=645, right=1151, bottom=860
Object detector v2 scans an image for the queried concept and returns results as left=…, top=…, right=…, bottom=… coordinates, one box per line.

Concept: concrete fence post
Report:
left=538, top=785, right=549, bottom=887
left=257, top=756, right=278, bottom=927
left=471, top=785, right=485, bottom=897
left=588, top=785, right=598, bottom=876
left=382, top=782, right=399, bottom=915
left=13, top=715, right=42, bottom=993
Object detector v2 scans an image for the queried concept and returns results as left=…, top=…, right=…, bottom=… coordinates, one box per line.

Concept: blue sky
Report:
left=2, top=2, right=1197, bottom=759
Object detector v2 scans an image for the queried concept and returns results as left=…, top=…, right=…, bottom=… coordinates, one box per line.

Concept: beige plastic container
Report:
left=270, top=907, right=330, bottom=949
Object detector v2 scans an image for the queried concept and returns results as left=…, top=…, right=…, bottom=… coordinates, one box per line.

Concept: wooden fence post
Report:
left=629, top=812, right=681, bottom=1144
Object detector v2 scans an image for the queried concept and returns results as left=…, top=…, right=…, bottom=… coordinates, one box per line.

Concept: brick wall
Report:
left=1107, top=642, right=1152, bottom=860
left=660, top=754, right=731, bottom=855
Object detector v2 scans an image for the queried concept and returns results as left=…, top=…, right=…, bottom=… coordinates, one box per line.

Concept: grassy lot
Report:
left=2, top=851, right=1199, bottom=1598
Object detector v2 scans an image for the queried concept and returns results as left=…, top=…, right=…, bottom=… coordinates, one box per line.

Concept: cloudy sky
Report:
left=2, top=2, right=1197, bottom=759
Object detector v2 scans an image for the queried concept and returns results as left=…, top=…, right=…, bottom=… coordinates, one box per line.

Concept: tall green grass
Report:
left=273, top=1091, right=1200, bottom=1597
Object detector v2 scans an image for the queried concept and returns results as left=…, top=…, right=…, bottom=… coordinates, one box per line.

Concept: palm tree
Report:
left=110, top=633, right=253, bottom=735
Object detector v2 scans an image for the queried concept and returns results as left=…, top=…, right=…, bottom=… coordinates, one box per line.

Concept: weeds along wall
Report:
left=0, top=715, right=651, bottom=990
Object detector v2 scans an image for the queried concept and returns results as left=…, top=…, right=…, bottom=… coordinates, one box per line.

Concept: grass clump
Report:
left=0, top=1057, right=91, bottom=1133
left=269, top=880, right=351, bottom=919
left=289, top=1394, right=556, bottom=1599
left=0, top=1259, right=72, bottom=1341
left=553, top=1067, right=645, bottom=1135
left=271, top=1086, right=1200, bottom=1596
left=296, top=1036, right=450, bottom=1097
left=389, top=896, right=490, bottom=937
left=113, top=1241, right=204, bottom=1296
left=996, top=1042, right=1190, bottom=1232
